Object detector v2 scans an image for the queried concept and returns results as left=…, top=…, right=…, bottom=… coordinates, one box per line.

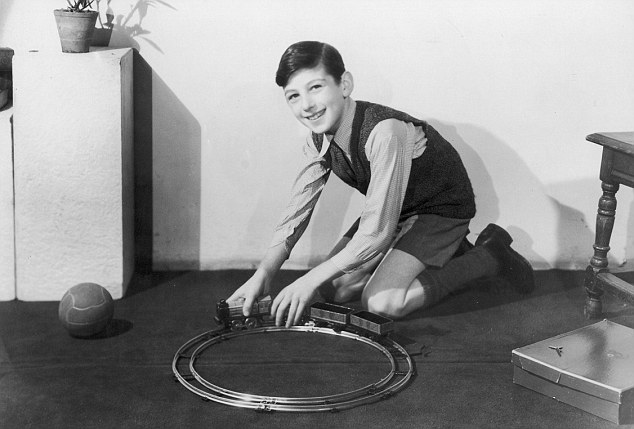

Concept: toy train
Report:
left=215, top=297, right=393, bottom=337
left=215, top=295, right=273, bottom=330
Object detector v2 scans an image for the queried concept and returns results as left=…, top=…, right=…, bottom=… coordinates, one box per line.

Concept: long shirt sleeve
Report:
left=269, top=134, right=331, bottom=257
left=329, top=119, right=421, bottom=273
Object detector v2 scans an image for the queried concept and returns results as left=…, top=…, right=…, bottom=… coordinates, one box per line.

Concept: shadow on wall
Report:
left=445, top=124, right=629, bottom=271
left=132, top=51, right=153, bottom=273
left=0, top=2, right=13, bottom=44
left=241, top=114, right=614, bottom=272
left=549, top=182, right=634, bottom=270
left=103, top=0, right=175, bottom=53
left=424, top=122, right=549, bottom=265
left=299, top=120, right=509, bottom=267
left=278, top=119, right=549, bottom=269
left=431, top=122, right=500, bottom=231
left=300, top=119, right=512, bottom=267
left=106, top=1, right=201, bottom=274
left=548, top=191, right=595, bottom=269
left=151, top=72, right=201, bottom=270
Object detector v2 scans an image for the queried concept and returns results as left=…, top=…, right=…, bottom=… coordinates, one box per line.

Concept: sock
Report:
left=417, top=246, right=499, bottom=306
left=453, top=237, right=474, bottom=257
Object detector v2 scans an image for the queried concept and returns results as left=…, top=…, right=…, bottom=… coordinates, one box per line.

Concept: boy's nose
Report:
left=301, top=95, right=315, bottom=111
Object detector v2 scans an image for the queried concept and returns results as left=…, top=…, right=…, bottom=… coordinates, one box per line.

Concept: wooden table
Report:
left=584, top=132, right=634, bottom=318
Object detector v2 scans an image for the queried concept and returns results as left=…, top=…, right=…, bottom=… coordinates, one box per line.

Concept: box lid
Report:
left=512, top=320, right=634, bottom=404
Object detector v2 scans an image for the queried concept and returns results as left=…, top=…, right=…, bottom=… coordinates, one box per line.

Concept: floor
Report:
left=1, top=269, right=633, bottom=429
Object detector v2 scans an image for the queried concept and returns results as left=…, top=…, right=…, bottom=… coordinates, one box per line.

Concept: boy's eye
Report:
left=287, top=93, right=298, bottom=102
left=310, top=84, right=322, bottom=91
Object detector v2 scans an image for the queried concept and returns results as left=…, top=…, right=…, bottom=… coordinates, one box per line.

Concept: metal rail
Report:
left=172, top=324, right=415, bottom=413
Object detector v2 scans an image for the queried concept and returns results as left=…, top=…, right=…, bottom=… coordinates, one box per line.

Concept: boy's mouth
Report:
left=305, top=110, right=325, bottom=121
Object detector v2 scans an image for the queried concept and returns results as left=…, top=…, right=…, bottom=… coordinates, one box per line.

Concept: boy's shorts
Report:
left=343, top=214, right=471, bottom=268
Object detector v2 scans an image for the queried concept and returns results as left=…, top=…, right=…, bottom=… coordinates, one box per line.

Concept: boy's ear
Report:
left=341, top=71, right=354, bottom=97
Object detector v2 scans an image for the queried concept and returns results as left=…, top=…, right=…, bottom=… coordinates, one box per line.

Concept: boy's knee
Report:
left=327, top=272, right=371, bottom=304
left=363, top=294, right=407, bottom=319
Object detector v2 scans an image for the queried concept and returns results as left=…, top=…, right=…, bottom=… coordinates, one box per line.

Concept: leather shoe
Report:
left=475, top=223, right=512, bottom=247
left=476, top=224, right=535, bottom=294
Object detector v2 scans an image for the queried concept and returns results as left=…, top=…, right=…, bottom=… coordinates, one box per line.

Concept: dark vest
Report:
left=312, top=101, right=476, bottom=220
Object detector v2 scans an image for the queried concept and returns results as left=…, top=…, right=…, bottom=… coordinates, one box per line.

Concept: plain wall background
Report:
left=1, top=0, right=633, bottom=273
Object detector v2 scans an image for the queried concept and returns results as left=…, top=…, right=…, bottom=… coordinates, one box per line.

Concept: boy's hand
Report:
left=271, top=277, right=319, bottom=328
left=227, top=273, right=268, bottom=317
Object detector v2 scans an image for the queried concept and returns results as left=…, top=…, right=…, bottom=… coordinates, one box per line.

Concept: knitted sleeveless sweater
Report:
left=312, top=101, right=476, bottom=220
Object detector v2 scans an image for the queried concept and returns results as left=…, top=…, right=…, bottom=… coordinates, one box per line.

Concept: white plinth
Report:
left=13, top=48, right=134, bottom=301
left=0, top=103, right=14, bottom=301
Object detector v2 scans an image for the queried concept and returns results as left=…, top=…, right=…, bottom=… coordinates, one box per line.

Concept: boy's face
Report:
left=283, top=64, right=352, bottom=135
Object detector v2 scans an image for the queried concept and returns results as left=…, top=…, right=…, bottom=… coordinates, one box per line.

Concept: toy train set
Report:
left=172, top=295, right=413, bottom=412
left=215, top=295, right=394, bottom=337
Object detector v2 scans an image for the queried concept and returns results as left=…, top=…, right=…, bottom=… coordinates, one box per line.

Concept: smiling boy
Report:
left=227, top=41, right=534, bottom=327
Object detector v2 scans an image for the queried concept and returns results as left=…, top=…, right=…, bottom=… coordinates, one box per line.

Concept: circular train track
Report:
left=172, top=324, right=415, bottom=412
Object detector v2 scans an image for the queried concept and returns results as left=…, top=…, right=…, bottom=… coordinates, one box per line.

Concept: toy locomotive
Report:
left=215, top=295, right=273, bottom=330
left=215, top=296, right=393, bottom=337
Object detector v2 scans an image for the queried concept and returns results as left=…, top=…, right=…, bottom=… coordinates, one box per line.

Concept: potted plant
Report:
left=54, top=1, right=99, bottom=53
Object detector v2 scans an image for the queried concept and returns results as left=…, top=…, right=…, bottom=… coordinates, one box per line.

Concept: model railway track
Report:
left=172, top=323, right=415, bottom=412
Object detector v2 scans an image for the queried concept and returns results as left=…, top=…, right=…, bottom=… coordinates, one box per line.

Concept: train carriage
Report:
left=349, top=310, right=394, bottom=336
left=309, top=302, right=355, bottom=327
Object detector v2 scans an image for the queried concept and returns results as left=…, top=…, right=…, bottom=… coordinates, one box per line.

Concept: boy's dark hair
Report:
left=275, top=41, right=345, bottom=87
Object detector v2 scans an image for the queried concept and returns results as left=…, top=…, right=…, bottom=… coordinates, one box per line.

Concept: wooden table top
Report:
left=587, top=132, right=634, bottom=154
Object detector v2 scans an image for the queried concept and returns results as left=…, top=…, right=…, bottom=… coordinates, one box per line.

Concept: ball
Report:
left=58, top=283, right=114, bottom=338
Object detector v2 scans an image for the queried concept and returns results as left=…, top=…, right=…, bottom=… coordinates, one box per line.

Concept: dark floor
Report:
left=1, top=270, right=633, bottom=429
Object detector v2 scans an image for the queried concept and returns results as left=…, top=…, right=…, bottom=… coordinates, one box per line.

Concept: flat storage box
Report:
left=512, top=320, right=634, bottom=424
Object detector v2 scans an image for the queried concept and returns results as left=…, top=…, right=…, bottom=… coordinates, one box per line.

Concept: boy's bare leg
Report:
left=361, top=248, right=432, bottom=318
left=361, top=225, right=536, bottom=319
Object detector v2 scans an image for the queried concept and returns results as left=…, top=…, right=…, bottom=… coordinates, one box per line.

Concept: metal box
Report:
left=512, top=320, right=634, bottom=424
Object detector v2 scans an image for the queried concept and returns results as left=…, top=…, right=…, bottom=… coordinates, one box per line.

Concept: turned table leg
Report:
left=584, top=181, right=619, bottom=319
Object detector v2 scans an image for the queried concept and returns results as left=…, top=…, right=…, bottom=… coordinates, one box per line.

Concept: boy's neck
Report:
left=327, top=97, right=356, bottom=145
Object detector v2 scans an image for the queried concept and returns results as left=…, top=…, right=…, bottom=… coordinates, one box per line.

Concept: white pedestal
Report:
left=0, top=103, right=14, bottom=301
left=12, top=48, right=134, bottom=301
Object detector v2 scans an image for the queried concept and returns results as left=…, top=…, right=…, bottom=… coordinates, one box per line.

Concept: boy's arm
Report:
left=329, top=119, right=414, bottom=273
left=229, top=144, right=330, bottom=316
left=226, top=242, right=288, bottom=316
left=271, top=258, right=344, bottom=327
left=269, top=152, right=330, bottom=256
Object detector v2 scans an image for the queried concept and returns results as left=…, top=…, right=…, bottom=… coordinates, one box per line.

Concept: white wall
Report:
left=1, top=0, right=633, bottom=272
left=0, top=103, right=14, bottom=299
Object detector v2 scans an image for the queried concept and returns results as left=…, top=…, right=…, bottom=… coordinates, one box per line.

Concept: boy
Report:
left=227, top=41, right=534, bottom=327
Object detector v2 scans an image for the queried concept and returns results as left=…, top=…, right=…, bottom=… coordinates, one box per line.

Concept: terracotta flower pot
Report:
left=54, top=10, right=99, bottom=53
